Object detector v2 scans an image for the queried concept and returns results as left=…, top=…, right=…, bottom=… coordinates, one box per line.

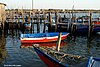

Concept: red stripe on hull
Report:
left=93, top=21, right=100, bottom=28
left=94, top=21, right=100, bottom=24
left=38, top=54, right=62, bottom=67
left=34, top=47, right=66, bottom=67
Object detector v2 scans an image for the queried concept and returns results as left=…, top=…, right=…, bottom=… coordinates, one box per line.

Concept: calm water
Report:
left=0, top=25, right=100, bottom=67
left=0, top=34, right=47, bottom=67
left=61, top=34, right=100, bottom=57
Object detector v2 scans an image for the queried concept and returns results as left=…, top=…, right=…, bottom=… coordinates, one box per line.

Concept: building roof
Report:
left=0, top=3, right=6, bottom=6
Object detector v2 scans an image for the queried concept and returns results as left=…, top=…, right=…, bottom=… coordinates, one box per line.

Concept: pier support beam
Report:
left=88, top=11, right=93, bottom=38
left=55, top=12, right=58, bottom=32
left=43, top=14, right=46, bottom=33
left=48, top=12, right=52, bottom=32
left=31, top=12, right=34, bottom=33
left=37, top=13, right=40, bottom=33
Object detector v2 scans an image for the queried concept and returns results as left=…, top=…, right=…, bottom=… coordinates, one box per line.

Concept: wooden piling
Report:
left=59, top=14, right=62, bottom=23
left=67, top=12, right=71, bottom=31
left=30, top=12, right=34, bottom=33
left=88, top=11, right=92, bottom=38
left=73, top=24, right=77, bottom=41
left=48, top=12, right=52, bottom=32
left=70, top=11, right=73, bottom=33
left=55, top=12, right=58, bottom=32
left=43, top=14, right=46, bottom=33
left=64, top=14, right=66, bottom=19
left=71, top=23, right=74, bottom=35
left=56, top=32, right=62, bottom=52
left=37, top=23, right=40, bottom=33
left=37, top=13, right=40, bottom=33
left=82, top=17, right=84, bottom=24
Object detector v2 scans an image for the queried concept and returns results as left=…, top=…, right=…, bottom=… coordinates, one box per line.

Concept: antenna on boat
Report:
left=56, top=32, right=62, bottom=52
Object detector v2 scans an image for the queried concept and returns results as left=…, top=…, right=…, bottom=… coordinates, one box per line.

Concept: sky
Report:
left=0, top=0, right=100, bottom=9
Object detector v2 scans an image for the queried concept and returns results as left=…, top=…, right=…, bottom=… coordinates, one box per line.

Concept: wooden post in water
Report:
left=67, top=12, right=70, bottom=31
left=88, top=11, right=92, bottom=38
left=55, top=12, right=58, bottom=32
left=70, top=11, right=73, bottom=35
left=11, top=10, right=14, bottom=34
left=37, top=12, right=40, bottom=33
left=56, top=32, right=62, bottom=52
left=59, top=14, right=62, bottom=23
left=31, top=0, right=34, bottom=33
left=64, top=13, right=66, bottom=20
left=48, top=12, right=52, bottom=32
left=43, top=13, right=46, bottom=33
left=82, top=17, right=84, bottom=24
left=32, top=12, right=34, bottom=33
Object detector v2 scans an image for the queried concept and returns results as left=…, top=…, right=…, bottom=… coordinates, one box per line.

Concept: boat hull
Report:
left=34, top=47, right=67, bottom=67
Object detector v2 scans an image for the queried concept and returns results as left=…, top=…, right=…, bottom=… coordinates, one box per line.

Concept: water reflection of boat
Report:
left=33, top=46, right=87, bottom=67
left=21, top=41, right=66, bottom=48
left=20, top=32, right=69, bottom=44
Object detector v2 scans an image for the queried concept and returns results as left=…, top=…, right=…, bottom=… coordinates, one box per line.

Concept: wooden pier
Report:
left=0, top=9, right=100, bottom=36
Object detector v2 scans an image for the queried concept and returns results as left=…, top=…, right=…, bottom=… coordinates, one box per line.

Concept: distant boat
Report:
left=75, top=21, right=100, bottom=32
left=93, top=21, right=100, bottom=32
left=71, top=17, right=100, bottom=32
left=86, top=57, right=100, bottom=67
left=33, top=46, right=87, bottom=67
left=20, top=32, right=69, bottom=44
left=24, top=22, right=31, bottom=29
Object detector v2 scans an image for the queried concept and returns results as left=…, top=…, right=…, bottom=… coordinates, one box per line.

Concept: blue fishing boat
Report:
left=86, top=57, right=100, bottom=67
left=21, top=32, right=69, bottom=44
